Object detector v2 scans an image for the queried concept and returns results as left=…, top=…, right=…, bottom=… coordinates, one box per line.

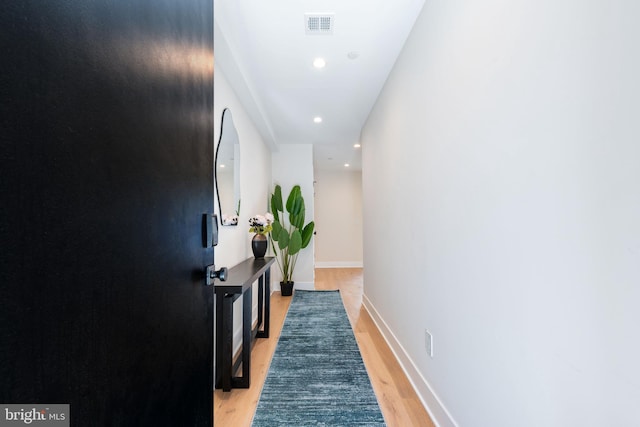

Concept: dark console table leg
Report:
left=214, top=293, right=221, bottom=389
left=256, top=274, right=264, bottom=331
left=263, top=268, right=271, bottom=338
left=216, top=294, right=233, bottom=392
left=256, top=270, right=271, bottom=339
left=232, top=287, right=252, bottom=388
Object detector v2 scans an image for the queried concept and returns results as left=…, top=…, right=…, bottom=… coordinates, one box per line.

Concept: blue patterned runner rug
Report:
left=252, top=290, right=386, bottom=426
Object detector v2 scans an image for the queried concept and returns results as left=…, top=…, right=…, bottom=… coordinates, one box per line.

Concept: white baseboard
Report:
left=295, top=281, right=315, bottom=290
left=315, top=261, right=363, bottom=269
left=362, top=294, right=458, bottom=427
left=273, top=281, right=314, bottom=291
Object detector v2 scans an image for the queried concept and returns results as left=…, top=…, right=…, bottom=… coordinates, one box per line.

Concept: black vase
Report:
left=251, top=234, right=267, bottom=258
left=280, top=281, right=294, bottom=296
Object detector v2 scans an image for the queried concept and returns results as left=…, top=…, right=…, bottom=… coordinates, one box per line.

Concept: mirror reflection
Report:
left=215, top=108, right=241, bottom=226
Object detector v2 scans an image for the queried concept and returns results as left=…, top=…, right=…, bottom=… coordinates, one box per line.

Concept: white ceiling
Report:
left=214, top=0, right=425, bottom=171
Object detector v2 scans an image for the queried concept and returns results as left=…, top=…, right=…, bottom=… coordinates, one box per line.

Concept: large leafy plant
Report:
left=270, top=184, right=315, bottom=283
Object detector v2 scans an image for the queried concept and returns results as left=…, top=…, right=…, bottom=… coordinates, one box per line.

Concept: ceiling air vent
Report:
left=305, top=14, right=334, bottom=35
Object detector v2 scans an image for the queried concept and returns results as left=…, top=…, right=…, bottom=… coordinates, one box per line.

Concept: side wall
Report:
left=362, top=1, right=640, bottom=426
left=213, top=67, right=273, bottom=364
left=314, top=169, right=363, bottom=268
left=214, top=68, right=272, bottom=267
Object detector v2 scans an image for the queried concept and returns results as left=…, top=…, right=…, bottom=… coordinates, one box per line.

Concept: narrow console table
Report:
left=214, top=256, right=275, bottom=391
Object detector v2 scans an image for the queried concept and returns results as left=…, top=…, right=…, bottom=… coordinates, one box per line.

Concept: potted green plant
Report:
left=269, top=184, right=315, bottom=296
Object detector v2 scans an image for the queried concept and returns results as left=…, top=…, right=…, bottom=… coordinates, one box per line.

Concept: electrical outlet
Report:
left=425, top=330, right=433, bottom=358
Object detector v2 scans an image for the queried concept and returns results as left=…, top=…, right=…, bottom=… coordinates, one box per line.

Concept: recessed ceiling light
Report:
left=219, top=164, right=226, bottom=168
left=313, top=57, right=326, bottom=68
left=353, top=143, right=361, bottom=148
left=344, top=163, right=350, bottom=167
left=313, top=116, right=323, bottom=123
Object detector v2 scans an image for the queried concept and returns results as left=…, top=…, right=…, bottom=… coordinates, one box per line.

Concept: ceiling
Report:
left=214, top=0, right=425, bottom=171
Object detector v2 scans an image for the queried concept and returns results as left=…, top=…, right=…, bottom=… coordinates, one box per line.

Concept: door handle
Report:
left=205, top=265, right=228, bottom=286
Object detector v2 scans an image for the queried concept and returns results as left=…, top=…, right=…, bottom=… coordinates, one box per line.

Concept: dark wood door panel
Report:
left=0, top=1, right=214, bottom=425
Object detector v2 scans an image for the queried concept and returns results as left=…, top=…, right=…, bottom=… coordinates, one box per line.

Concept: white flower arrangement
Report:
left=249, top=213, right=274, bottom=235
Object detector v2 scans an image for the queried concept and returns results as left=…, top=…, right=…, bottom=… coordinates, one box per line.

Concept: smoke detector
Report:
left=305, top=14, right=334, bottom=35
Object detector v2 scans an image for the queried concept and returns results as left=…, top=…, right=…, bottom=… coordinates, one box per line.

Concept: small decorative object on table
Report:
left=249, top=213, right=273, bottom=258
left=222, top=214, right=238, bottom=226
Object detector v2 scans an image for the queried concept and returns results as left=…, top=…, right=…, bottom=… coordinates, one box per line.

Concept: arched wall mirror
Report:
left=215, top=108, right=241, bottom=226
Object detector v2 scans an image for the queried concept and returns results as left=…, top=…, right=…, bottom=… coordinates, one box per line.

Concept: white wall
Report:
left=361, top=1, right=640, bottom=426
left=214, top=68, right=272, bottom=267
left=214, top=67, right=273, bottom=359
left=271, top=144, right=315, bottom=290
left=314, top=169, right=363, bottom=268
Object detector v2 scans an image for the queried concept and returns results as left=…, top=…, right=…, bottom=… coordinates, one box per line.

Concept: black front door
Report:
left=0, top=1, right=214, bottom=425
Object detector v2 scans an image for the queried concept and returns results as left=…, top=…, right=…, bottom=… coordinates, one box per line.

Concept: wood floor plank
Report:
left=213, top=268, right=434, bottom=427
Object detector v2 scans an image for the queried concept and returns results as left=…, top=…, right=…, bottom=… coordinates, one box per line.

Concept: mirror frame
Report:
left=214, top=108, right=240, bottom=226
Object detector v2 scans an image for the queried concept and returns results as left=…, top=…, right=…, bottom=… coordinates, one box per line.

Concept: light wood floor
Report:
left=213, top=268, right=435, bottom=427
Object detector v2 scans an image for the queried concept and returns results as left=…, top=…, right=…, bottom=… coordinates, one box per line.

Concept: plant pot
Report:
left=251, top=234, right=267, bottom=258
left=280, top=281, right=294, bottom=296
